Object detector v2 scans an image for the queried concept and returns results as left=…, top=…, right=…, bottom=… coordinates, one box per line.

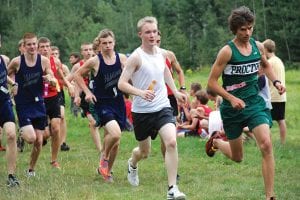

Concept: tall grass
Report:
left=0, top=68, right=299, bottom=200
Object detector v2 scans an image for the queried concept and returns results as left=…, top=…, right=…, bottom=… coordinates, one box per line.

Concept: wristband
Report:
left=180, top=86, right=186, bottom=90
left=273, top=80, right=281, bottom=87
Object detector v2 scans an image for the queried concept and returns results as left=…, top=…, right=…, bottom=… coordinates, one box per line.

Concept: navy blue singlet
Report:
left=93, top=52, right=126, bottom=129
left=93, top=52, right=123, bottom=101
left=15, top=54, right=44, bottom=105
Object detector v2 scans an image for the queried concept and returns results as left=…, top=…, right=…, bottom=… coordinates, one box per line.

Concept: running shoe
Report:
left=61, top=143, right=70, bottom=151
left=7, top=174, right=20, bottom=187
left=106, top=173, right=114, bottom=183
left=205, top=131, right=222, bottom=157
left=127, top=158, right=139, bottom=186
left=98, top=158, right=109, bottom=179
left=25, top=169, right=36, bottom=177
left=167, top=185, right=186, bottom=200
left=97, top=168, right=113, bottom=183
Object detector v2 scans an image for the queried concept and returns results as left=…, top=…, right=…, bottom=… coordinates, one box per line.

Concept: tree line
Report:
left=1, top=0, right=299, bottom=69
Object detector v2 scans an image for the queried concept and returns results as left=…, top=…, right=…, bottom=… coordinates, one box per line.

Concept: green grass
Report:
left=0, top=68, right=299, bottom=200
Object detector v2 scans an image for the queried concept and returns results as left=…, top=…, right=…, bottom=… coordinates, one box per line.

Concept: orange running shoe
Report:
left=97, top=168, right=113, bottom=183
left=97, top=158, right=109, bottom=179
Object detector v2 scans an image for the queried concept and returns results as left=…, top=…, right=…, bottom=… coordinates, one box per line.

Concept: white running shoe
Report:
left=167, top=185, right=186, bottom=200
left=127, top=158, right=139, bottom=186
left=25, top=169, right=36, bottom=177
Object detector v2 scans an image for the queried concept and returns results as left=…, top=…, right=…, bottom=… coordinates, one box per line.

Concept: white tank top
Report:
left=131, top=47, right=170, bottom=113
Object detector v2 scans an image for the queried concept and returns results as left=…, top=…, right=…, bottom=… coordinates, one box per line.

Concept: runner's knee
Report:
left=6, top=131, right=16, bottom=142
left=258, top=138, right=272, bottom=155
left=164, top=139, right=177, bottom=150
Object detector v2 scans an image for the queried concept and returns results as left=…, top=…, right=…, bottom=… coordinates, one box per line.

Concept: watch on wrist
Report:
left=273, top=80, right=281, bottom=87
left=180, top=86, right=186, bottom=90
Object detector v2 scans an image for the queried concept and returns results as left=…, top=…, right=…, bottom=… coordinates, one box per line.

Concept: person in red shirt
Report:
left=38, top=37, right=74, bottom=169
left=51, top=46, right=72, bottom=151
left=178, top=90, right=212, bottom=138
left=124, top=93, right=133, bottom=131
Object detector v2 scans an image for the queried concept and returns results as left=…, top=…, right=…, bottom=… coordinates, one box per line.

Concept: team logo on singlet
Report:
left=104, top=69, right=122, bottom=89
left=23, top=72, right=42, bottom=87
left=224, top=61, right=260, bottom=75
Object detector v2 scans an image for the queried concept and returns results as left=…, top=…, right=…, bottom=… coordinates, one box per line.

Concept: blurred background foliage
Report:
left=1, top=0, right=299, bottom=69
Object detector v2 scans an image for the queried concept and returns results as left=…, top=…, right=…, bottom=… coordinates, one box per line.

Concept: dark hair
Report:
left=228, top=6, right=255, bottom=34
left=69, top=52, right=80, bottom=64
left=70, top=52, right=80, bottom=58
left=190, top=82, right=202, bottom=92
left=195, top=90, right=209, bottom=105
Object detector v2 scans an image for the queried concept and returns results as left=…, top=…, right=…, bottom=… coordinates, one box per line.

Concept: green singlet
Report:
left=220, top=38, right=272, bottom=139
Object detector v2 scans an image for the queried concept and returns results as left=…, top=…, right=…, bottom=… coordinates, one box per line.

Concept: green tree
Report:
left=1, top=0, right=299, bottom=67
left=177, top=0, right=209, bottom=68
left=263, top=0, right=300, bottom=63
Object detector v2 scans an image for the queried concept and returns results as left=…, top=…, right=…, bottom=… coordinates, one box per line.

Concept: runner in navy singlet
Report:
left=74, top=29, right=127, bottom=182
left=0, top=50, right=19, bottom=186
left=8, top=32, right=56, bottom=177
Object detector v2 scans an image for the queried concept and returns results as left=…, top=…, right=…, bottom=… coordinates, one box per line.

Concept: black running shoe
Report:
left=61, top=143, right=70, bottom=151
left=7, top=174, right=20, bottom=187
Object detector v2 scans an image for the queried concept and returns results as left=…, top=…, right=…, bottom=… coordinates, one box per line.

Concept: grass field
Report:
left=0, top=68, right=299, bottom=200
